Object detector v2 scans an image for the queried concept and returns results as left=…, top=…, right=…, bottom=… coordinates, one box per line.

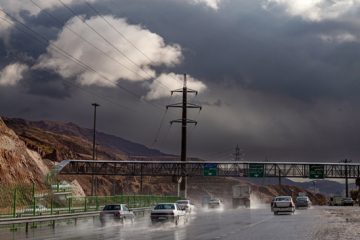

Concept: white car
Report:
left=175, top=200, right=194, bottom=213
left=208, top=198, right=222, bottom=208
left=150, top=203, right=186, bottom=225
left=272, top=196, right=295, bottom=215
left=23, top=204, right=48, bottom=214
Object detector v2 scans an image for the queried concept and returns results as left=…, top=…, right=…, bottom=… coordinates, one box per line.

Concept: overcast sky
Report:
left=1, top=0, right=360, bottom=162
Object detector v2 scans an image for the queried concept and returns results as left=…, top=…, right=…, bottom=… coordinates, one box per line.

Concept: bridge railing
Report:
left=56, top=160, right=360, bottom=179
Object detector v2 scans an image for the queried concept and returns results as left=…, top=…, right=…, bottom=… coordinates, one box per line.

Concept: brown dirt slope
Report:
left=0, top=117, right=47, bottom=186
left=3, top=117, right=169, bottom=162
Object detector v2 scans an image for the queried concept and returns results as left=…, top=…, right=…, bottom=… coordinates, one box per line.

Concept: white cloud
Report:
left=145, top=73, right=207, bottom=100
left=36, top=16, right=182, bottom=88
left=0, top=63, right=28, bottom=86
left=188, top=0, right=222, bottom=10
left=319, top=32, right=358, bottom=43
left=264, top=0, right=360, bottom=21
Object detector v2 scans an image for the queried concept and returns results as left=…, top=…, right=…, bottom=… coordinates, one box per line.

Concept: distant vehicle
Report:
left=341, top=197, right=354, bottom=206
left=329, top=196, right=343, bottom=206
left=150, top=203, right=186, bottom=225
left=208, top=198, right=222, bottom=209
left=23, top=204, right=48, bottom=214
left=175, top=200, right=193, bottom=213
left=100, top=204, right=135, bottom=225
left=272, top=196, right=295, bottom=215
left=202, top=196, right=211, bottom=207
left=232, top=185, right=251, bottom=208
left=295, top=196, right=311, bottom=209
left=298, top=192, right=307, bottom=197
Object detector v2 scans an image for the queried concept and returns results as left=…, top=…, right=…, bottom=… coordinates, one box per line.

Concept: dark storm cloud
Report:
left=20, top=70, right=72, bottom=99
left=2, top=0, right=360, bottom=162
left=71, top=0, right=360, bottom=103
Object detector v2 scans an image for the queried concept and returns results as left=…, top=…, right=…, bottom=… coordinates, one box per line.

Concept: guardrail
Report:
left=0, top=207, right=151, bottom=232
left=0, top=194, right=179, bottom=218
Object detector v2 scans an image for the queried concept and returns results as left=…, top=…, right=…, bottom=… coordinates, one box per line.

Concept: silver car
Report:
left=342, top=197, right=354, bottom=206
left=295, top=196, right=311, bottom=209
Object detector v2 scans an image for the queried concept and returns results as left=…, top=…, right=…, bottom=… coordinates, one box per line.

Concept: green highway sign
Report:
left=249, top=163, right=264, bottom=178
left=309, top=164, right=325, bottom=179
left=204, top=163, right=218, bottom=176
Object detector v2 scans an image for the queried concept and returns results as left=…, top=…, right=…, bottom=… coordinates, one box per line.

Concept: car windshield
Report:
left=154, top=204, right=175, bottom=210
left=275, top=197, right=291, bottom=201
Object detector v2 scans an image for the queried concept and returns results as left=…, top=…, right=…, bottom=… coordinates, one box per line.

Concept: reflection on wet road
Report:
left=0, top=205, right=326, bottom=240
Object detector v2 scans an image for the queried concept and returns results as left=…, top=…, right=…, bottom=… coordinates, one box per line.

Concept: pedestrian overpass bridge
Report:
left=53, top=160, right=360, bottom=179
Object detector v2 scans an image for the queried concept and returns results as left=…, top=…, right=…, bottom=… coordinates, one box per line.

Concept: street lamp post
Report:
left=91, top=103, right=100, bottom=196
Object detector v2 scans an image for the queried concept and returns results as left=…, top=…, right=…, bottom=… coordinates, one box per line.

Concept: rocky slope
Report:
left=3, top=117, right=167, bottom=162
left=0, top=118, right=48, bottom=186
left=0, top=116, right=327, bottom=205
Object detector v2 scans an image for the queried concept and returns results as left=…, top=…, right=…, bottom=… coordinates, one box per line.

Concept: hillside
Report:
left=0, top=118, right=47, bottom=186
left=0, top=116, right=327, bottom=205
left=3, top=117, right=167, bottom=162
left=248, top=177, right=353, bottom=196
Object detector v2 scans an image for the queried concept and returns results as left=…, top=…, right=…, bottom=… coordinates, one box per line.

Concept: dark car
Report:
left=100, top=204, right=135, bottom=225
left=295, top=196, right=311, bottom=209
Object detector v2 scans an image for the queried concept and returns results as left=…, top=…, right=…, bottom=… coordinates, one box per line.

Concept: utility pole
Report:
left=341, top=159, right=351, bottom=197
left=91, top=103, right=100, bottom=196
left=167, top=74, right=202, bottom=199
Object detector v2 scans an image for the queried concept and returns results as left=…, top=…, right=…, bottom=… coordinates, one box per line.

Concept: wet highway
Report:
left=1, top=206, right=327, bottom=240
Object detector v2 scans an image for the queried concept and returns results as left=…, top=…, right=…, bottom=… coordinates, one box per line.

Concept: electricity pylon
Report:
left=167, top=74, right=202, bottom=198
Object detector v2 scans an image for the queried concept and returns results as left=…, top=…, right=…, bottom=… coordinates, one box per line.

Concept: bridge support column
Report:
left=179, top=177, right=187, bottom=199
left=278, top=169, right=282, bottom=186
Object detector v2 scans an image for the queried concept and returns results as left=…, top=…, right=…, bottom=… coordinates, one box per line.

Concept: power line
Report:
left=151, top=109, right=168, bottom=145
left=57, top=0, right=165, bottom=87
left=84, top=2, right=154, bottom=67
left=0, top=15, right=135, bottom=111
left=29, top=0, right=154, bottom=85
left=60, top=0, right=201, bottom=115
left=0, top=9, right=163, bottom=111
left=84, top=1, right=174, bottom=92
left=0, top=16, right=134, bottom=112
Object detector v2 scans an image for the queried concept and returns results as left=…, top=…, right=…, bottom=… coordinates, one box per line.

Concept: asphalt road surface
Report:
left=0, top=206, right=328, bottom=240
